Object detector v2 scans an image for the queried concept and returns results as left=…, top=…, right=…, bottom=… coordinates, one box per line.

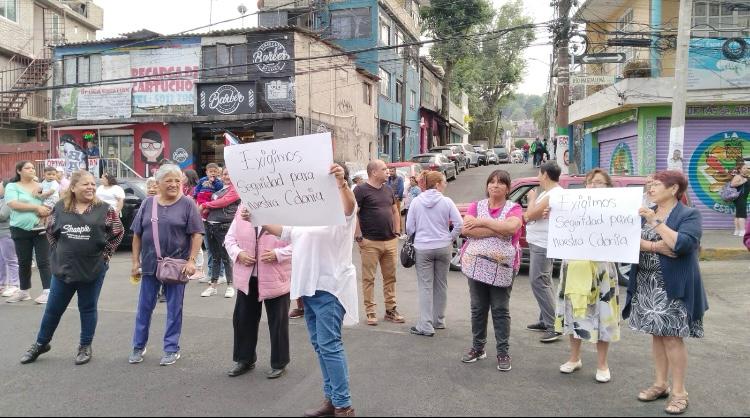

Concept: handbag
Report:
left=151, top=197, right=190, bottom=285
left=460, top=200, right=518, bottom=288
left=719, top=182, right=741, bottom=202
left=400, top=233, right=417, bottom=268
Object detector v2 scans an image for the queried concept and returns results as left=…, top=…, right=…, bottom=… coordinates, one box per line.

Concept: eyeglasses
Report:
left=140, top=142, right=163, bottom=150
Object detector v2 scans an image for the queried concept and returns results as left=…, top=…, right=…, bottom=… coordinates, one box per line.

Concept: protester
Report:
left=96, top=173, right=125, bottom=214
left=146, top=178, right=158, bottom=197
left=402, top=176, right=421, bottom=228
left=354, top=160, right=404, bottom=326
left=459, top=170, right=523, bottom=371
left=243, top=163, right=358, bottom=417
left=387, top=168, right=405, bottom=239
left=182, top=169, right=199, bottom=198
left=730, top=161, right=749, bottom=237
left=129, top=164, right=204, bottom=366
left=199, top=168, right=240, bottom=299
left=20, top=171, right=124, bottom=366
left=643, top=174, right=655, bottom=208
left=40, top=166, right=61, bottom=211
left=0, top=183, right=20, bottom=298
left=85, top=141, right=100, bottom=158
left=623, top=170, right=708, bottom=415
left=224, top=208, right=292, bottom=379
left=555, top=169, right=620, bottom=383
left=5, top=161, right=52, bottom=304
left=406, top=171, right=462, bottom=337
left=351, top=176, right=364, bottom=191
left=195, top=163, right=226, bottom=284
left=523, top=161, right=563, bottom=343
left=56, top=168, right=70, bottom=192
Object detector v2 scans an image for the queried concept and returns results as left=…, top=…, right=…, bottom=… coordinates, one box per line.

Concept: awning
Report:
left=52, top=124, right=134, bottom=131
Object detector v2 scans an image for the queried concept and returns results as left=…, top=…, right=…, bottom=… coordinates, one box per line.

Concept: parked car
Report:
left=430, top=145, right=468, bottom=172
left=411, top=153, right=458, bottom=181
left=491, top=146, right=510, bottom=164
left=449, top=143, right=480, bottom=167
left=118, top=178, right=148, bottom=248
left=485, top=150, right=499, bottom=165
left=511, top=149, right=524, bottom=164
left=473, top=145, right=490, bottom=166
left=386, top=162, right=423, bottom=180
left=451, top=175, right=662, bottom=286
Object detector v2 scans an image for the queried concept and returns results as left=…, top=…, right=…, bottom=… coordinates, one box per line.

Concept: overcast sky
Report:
left=96, top=0, right=553, bottom=96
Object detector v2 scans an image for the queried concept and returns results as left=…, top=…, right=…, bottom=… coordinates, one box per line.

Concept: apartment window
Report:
left=203, top=44, right=248, bottom=78
left=616, top=9, right=635, bottom=76
left=379, top=68, right=391, bottom=98
left=62, top=54, right=102, bottom=85
left=396, top=80, right=403, bottom=103
left=410, top=90, right=416, bottom=109
left=0, top=0, right=17, bottom=22
left=422, top=79, right=433, bottom=107
left=380, top=19, right=391, bottom=45
left=363, top=83, right=372, bottom=106
left=395, top=30, right=404, bottom=55
left=331, top=8, right=371, bottom=39
left=693, top=1, right=749, bottom=38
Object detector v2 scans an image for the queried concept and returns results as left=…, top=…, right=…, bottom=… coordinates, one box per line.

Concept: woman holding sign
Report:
left=623, top=170, right=707, bottom=416
left=554, top=169, right=620, bottom=383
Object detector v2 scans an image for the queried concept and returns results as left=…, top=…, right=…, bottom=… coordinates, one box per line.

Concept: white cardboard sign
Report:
left=547, top=187, right=643, bottom=264
left=224, top=133, right=345, bottom=227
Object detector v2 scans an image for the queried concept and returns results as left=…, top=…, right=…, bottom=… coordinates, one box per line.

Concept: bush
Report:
left=514, top=139, right=528, bottom=149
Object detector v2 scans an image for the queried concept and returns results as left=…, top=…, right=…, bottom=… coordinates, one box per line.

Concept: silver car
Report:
left=449, top=143, right=480, bottom=167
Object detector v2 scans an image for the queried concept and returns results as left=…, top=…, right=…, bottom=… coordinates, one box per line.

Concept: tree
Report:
left=421, top=0, right=494, bottom=133
left=515, top=139, right=528, bottom=149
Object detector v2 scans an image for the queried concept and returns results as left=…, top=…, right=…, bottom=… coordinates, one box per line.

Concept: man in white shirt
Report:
left=523, top=161, right=563, bottom=343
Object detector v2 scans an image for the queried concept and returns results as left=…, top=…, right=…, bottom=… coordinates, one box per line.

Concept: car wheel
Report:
left=450, top=236, right=464, bottom=271
left=616, top=263, right=632, bottom=287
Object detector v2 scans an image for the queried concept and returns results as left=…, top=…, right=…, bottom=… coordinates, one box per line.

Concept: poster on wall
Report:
left=688, top=37, right=750, bottom=90
left=133, top=124, right=170, bottom=177
left=259, top=78, right=296, bottom=113
left=197, top=82, right=257, bottom=116
left=247, top=33, right=294, bottom=78
left=53, top=88, right=79, bottom=120
left=130, top=41, right=200, bottom=109
left=610, top=143, right=635, bottom=175
left=688, top=130, right=750, bottom=215
left=556, top=135, right=569, bottom=174
left=77, top=85, right=132, bottom=120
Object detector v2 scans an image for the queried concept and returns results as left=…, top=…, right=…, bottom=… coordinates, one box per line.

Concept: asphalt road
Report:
left=0, top=163, right=748, bottom=417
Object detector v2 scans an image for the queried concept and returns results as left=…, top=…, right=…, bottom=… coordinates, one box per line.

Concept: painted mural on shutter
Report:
left=656, top=118, right=750, bottom=230
left=597, top=122, right=638, bottom=175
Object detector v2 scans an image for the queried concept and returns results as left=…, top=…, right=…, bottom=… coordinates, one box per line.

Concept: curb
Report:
left=700, top=248, right=750, bottom=261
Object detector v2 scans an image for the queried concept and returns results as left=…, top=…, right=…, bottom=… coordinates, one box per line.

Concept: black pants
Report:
left=468, top=278, right=512, bottom=356
left=206, top=222, right=233, bottom=284
left=233, top=277, right=291, bottom=369
left=10, top=227, right=51, bottom=291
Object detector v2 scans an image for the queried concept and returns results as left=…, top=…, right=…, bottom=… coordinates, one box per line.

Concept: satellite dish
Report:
left=238, top=4, right=248, bottom=15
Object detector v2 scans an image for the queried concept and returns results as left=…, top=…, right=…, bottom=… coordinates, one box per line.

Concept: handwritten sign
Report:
left=547, top=187, right=643, bottom=264
left=224, top=133, right=345, bottom=227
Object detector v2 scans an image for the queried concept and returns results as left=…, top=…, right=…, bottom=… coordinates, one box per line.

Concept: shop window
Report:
left=331, top=8, right=371, bottom=40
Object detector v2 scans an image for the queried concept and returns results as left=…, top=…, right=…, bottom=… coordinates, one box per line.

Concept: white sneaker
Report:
left=224, top=287, right=235, bottom=298
left=560, top=360, right=583, bottom=374
left=34, top=290, right=50, bottom=305
left=217, top=276, right=227, bottom=284
left=198, top=276, right=211, bottom=283
left=596, top=368, right=611, bottom=383
left=201, top=287, right=218, bottom=297
left=2, top=286, right=19, bottom=297
left=6, top=290, right=31, bottom=303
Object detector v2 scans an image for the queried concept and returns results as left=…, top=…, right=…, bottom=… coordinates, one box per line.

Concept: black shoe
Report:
left=540, top=330, right=562, bottom=343
left=409, top=326, right=435, bottom=337
left=75, top=345, right=92, bottom=365
left=266, top=368, right=286, bottom=379
left=526, top=322, right=547, bottom=332
left=20, top=343, right=51, bottom=365
left=227, top=361, right=255, bottom=377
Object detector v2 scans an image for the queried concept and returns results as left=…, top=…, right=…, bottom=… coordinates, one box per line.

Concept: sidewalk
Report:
left=701, top=230, right=749, bottom=261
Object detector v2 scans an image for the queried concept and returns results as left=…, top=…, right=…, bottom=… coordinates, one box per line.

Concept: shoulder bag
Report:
left=151, top=197, right=190, bottom=285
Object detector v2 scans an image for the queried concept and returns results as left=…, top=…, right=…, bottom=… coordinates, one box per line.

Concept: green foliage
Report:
left=421, top=0, right=495, bottom=67
left=515, top=139, right=529, bottom=149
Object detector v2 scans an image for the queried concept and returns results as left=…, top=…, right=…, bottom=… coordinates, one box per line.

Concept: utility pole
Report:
left=400, top=46, right=410, bottom=162
left=554, top=0, right=572, bottom=174
left=667, top=0, right=693, bottom=172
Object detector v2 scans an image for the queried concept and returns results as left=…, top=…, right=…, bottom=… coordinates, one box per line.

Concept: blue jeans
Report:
left=37, top=270, right=107, bottom=347
left=132, top=275, right=186, bottom=353
left=302, top=291, right=351, bottom=409
left=203, top=226, right=224, bottom=278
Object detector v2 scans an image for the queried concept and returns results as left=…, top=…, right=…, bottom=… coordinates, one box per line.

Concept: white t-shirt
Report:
left=525, top=185, right=563, bottom=249
left=281, top=208, right=359, bottom=326
left=96, top=185, right=125, bottom=210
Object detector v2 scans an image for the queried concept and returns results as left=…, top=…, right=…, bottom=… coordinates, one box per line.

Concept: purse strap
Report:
left=150, top=197, right=163, bottom=260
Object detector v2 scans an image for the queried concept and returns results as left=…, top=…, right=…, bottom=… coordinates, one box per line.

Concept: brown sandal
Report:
left=665, top=393, right=689, bottom=415
left=638, top=385, right=671, bottom=402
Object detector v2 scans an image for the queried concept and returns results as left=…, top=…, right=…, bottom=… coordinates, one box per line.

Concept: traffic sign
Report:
left=574, top=53, right=627, bottom=64
left=570, top=75, right=617, bottom=86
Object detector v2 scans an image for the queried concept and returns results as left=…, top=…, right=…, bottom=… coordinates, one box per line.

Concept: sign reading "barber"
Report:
left=197, top=82, right=257, bottom=116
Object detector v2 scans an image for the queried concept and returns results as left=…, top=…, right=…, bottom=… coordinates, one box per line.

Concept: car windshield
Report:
left=396, top=167, right=414, bottom=176
left=438, top=149, right=452, bottom=156
left=412, top=156, right=434, bottom=163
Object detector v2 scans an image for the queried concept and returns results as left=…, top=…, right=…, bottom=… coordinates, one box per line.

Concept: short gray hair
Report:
left=145, top=177, right=158, bottom=187
left=155, top=164, right=182, bottom=182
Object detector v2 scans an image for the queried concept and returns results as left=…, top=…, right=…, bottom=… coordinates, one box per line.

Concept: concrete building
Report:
left=449, top=91, right=470, bottom=144
left=260, top=0, right=424, bottom=162
left=49, top=27, right=378, bottom=177
left=571, top=0, right=750, bottom=229
left=0, top=0, right=102, bottom=175
left=419, top=56, right=447, bottom=151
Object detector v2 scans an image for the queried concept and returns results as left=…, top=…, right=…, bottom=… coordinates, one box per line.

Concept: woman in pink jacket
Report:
left=224, top=209, right=292, bottom=379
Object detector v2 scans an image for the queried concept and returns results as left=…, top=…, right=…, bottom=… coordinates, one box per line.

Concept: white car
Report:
left=511, top=150, right=524, bottom=164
